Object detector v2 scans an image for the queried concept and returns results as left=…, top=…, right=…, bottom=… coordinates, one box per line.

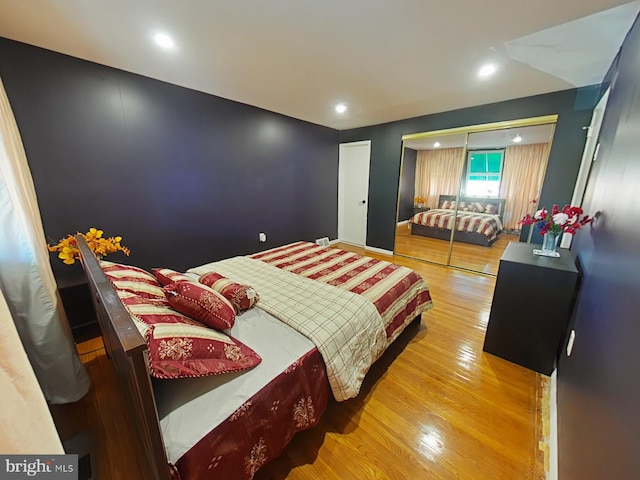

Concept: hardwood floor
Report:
left=395, top=224, right=521, bottom=275
left=51, top=245, right=548, bottom=480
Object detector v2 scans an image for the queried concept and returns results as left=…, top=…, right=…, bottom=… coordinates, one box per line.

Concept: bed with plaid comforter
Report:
left=189, top=242, right=432, bottom=401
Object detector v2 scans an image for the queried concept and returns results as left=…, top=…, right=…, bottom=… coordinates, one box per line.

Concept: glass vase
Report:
left=541, top=232, right=560, bottom=255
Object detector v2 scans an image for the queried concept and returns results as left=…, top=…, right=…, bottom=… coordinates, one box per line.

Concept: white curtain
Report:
left=0, top=75, right=89, bottom=404
left=0, top=288, right=64, bottom=453
left=500, top=143, right=550, bottom=230
left=415, top=147, right=465, bottom=209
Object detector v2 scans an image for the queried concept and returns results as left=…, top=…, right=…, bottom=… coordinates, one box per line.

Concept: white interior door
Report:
left=338, top=141, right=371, bottom=246
left=560, top=88, right=609, bottom=248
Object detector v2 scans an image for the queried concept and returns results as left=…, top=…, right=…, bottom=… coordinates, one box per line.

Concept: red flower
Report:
left=519, top=204, right=592, bottom=235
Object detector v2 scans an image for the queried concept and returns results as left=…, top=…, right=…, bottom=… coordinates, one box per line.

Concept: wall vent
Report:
left=315, top=237, right=330, bottom=247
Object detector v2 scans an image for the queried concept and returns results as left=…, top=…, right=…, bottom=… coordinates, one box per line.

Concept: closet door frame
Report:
left=395, top=114, right=559, bottom=271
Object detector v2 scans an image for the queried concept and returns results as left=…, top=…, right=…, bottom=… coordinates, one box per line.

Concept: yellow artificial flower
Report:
left=48, top=228, right=130, bottom=265
left=58, top=246, right=77, bottom=264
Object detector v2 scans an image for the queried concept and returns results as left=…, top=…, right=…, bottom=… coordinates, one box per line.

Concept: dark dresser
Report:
left=483, top=242, right=579, bottom=375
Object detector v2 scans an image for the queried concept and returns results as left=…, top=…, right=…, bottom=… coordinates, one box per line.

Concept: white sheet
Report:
left=152, top=306, right=315, bottom=464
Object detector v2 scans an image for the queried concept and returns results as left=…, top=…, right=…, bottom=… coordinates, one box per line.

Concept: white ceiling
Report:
left=404, top=124, right=555, bottom=150
left=0, top=0, right=637, bottom=129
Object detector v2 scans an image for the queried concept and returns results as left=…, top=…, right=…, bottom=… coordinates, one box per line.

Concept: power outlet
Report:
left=259, top=232, right=266, bottom=242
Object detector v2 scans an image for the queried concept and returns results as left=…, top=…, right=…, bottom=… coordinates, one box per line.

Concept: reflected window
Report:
left=464, top=149, right=504, bottom=197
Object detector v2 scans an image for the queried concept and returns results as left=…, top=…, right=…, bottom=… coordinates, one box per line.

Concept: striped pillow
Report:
left=484, top=203, right=498, bottom=215
left=153, top=268, right=193, bottom=286
left=100, top=261, right=166, bottom=301
left=117, top=291, right=260, bottom=379
left=199, top=272, right=260, bottom=314
left=472, top=202, right=485, bottom=213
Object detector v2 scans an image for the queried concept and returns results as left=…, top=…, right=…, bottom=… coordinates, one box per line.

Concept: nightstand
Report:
left=482, top=241, right=579, bottom=375
left=58, top=278, right=100, bottom=343
left=413, top=207, right=430, bottom=216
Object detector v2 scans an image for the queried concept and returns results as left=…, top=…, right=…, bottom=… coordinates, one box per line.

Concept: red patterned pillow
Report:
left=100, top=260, right=166, bottom=301
left=199, top=272, right=260, bottom=313
left=117, top=291, right=261, bottom=379
left=163, top=281, right=236, bottom=330
left=153, top=268, right=193, bottom=286
left=440, top=200, right=456, bottom=210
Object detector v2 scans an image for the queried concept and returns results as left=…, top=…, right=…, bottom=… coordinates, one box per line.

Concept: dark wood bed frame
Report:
left=76, top=236, right=172, bottom=480
left=410, top=194, right=506, bottom=247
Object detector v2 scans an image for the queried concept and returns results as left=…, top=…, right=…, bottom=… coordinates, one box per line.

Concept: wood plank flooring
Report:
left=51, top=245, right=547, bottom=480
left=394, top=223, right=521, bottom=275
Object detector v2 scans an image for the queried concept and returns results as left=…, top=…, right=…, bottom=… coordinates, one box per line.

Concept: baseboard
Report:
left=330, top=241, right=393, bottom=256
left=397, top=220, right=409, bottom=227
left=549, top=369, right=558, bottom=480
left=365, top=245, right=394, bottom=256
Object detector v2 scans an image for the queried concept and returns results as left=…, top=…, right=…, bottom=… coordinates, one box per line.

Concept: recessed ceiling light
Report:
left=513, top=135, right=523, bottom=143
left=154, top=33, right=175, bottom=49
left=433, top=142, right=441, bottom=148
left=478, top=63, right=497, bottom=78
left=335, top=103, right=347, bottom=114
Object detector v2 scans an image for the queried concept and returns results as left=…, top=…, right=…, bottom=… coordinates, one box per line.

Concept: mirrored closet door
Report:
left=395, top=130, right=468, bottom=266
left=395, top=116, right=557, bottom=275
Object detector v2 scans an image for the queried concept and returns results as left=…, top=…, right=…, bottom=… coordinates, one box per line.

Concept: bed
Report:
left=77, top=238, right=432, bottom=479
left=410, top=194, right=506, bottom=246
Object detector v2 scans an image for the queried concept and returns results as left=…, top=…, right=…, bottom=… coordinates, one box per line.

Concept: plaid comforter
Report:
left=251, top=242, right=433, bottom=343
left=189, top=256, right=387, bottom=401
left=411, top=208, right=502, bottom=241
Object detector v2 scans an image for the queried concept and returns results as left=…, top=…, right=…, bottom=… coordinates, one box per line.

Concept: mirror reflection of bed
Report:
left=395, top=119, right=555, bottom=275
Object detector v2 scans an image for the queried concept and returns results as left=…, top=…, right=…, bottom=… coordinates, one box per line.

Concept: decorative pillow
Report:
left=440, top=200, right=456, bottom=210
left=472, top=202, right=485, bottom=213
left=117, top=291, right=261, bottom=379
left=484, top=203, right=498, bottom=215
left=100, top=260, right=167, bottom=301
left=199, top=272, right=260, bottom=314
left=163, top=281, right=236, bottom=330
left=153, top=268, right=193, bottom=286
left=458, top=201, right=473, bottom=212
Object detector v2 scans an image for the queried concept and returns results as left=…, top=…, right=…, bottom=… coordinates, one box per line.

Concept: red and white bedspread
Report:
left=251, top=241, right=433, bottom=342
left=154, top=307, right=328, bottom=480
left=411, top=208, right=503, bottom=241
left=161, top=244, right=432, bottom=479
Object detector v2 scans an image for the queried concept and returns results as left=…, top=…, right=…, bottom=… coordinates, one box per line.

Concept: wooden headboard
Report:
left=437, top=194, right=506, bottom=219
left=76, top=236, right=172, bottom=480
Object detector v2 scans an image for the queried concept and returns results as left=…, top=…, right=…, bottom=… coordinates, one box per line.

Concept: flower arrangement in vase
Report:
left=414, top=196, right=427, bottom=208
left=48, top=228, right=130, bottom=264
left=520, top=205, right=592, bottom=257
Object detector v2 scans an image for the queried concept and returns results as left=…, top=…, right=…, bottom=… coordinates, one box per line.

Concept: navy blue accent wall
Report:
left=558, top=14, right=640, bottom=479
left=398, top=148, right=416, bottom=222
left=340, top=88, right=600, bottom=251
left=0, top=38, right=339, bottom=285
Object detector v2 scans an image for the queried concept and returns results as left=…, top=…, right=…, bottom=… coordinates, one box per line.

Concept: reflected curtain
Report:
left=500, top=143, right=550, bottom=230
left=0, top=75, right=89, bottom=404
left=415, top=147, right=465, bottom=209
